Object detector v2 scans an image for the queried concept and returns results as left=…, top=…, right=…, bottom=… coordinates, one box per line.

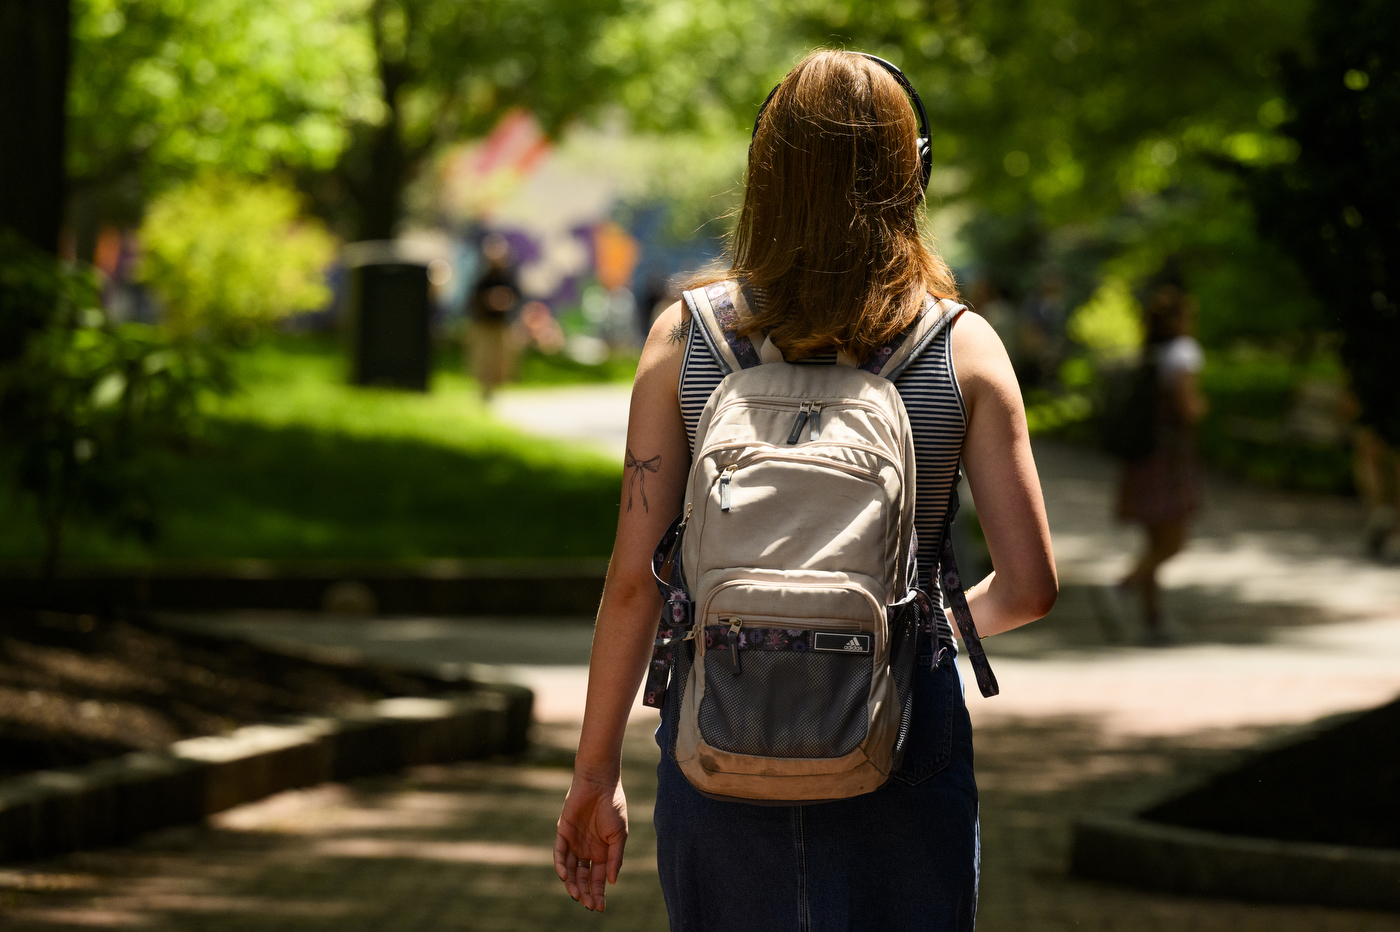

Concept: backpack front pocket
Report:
left=698, top=621, right=873, bottom=758
left=689, top=571, right=887, bottom=764
left=691, top=445, right=902, bottom=589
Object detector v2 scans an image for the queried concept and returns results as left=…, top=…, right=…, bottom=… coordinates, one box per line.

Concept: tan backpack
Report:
left=643, top=281, right=998, bottom=803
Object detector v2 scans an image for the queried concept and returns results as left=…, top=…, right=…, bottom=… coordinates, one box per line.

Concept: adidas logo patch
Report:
left=812, top=631, right=870, bottom=654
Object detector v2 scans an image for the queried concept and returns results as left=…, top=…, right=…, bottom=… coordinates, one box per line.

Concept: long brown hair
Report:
left=695, top=49, right=958, bottom=362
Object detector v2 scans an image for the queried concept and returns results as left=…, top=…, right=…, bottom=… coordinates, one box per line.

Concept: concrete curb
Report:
left=0, top=686, right=533, bottom=862
left=0, top=559, right=609, bottom=615
left=1070, top=815, right=1400, bottom=911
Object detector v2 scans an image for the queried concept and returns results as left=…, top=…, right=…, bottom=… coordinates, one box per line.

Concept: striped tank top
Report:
left=676, top=295, right=967, bottom=641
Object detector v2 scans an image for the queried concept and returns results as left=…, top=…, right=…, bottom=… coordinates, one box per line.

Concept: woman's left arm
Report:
left=950, top=311, right=1059, bottom=637
left=1168, top=370, right=1208, bottom=425
left=554, top=301, right=692, bottom=912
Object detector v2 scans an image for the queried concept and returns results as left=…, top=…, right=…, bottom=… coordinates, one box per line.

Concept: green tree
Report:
left=601, top=0, right=1320, bottom=342
left=321, top=0, right=626, bottom=240
left=825, top=0, right=1318, bottom=332
left=67, top=0, right=376, bottom=260
left=1248, top=0, right=1400, bottom=445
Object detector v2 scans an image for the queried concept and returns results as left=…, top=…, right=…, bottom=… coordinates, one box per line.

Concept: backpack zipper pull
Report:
left=808, top=401, right=824, bottom=441
left=727, top=617, right=743, bottom=675
left=659, top=502, right=694, bottom=582
left=785, top=402, right=812, bottom=444
left=719, top=465, right=737, bottom=511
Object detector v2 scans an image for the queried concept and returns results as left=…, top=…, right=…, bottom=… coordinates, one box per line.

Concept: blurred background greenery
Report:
left=2, top=0, right=1396, bottom=569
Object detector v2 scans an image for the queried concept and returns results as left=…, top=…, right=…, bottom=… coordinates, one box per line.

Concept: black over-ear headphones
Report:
left=751, top=53, right=933, bottom=195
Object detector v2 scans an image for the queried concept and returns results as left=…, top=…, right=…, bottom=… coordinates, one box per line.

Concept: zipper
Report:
left=713, top=613, right=862, bottom=632
left=710, top=396, right=899, bottom=439
left=703, top=579, right=887, bottom=656
left=742, top=451, right=884, bottom=483
left=703, top=438, right=900, bottom=469
left=727, top=617, right=743, bottom=675
left=808, top=402, right=824, bottom=441
left=785, top=402, right=812, bottom=444
left=709, top=451, right=889, bottom=518
left=658, top=502, right=693, bottom=583
left=719, top=465, right=737, bottom=511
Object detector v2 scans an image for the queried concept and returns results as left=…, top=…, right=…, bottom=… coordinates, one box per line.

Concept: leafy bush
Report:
left=137, top=175, right=335, bottom=341
left=0, top=235, right=215, bottom=573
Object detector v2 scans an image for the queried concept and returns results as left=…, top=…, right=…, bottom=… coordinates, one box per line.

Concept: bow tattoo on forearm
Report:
left=625, top=449, right=661, bottom=512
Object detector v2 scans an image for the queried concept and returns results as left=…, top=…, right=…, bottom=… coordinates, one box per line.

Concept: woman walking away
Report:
left=553, top=49, right=1057, bottom=930
left=1102, top=269, right=1208, bottom=644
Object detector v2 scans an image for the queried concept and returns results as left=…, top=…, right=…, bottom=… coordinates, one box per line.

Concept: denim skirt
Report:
left=653, top=640, right=979, bottom=932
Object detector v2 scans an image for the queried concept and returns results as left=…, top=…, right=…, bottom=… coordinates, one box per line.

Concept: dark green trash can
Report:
left=345, top=244, right=431, bottom=391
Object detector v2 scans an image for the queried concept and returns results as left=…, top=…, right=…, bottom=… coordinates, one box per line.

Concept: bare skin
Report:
left=553, top=301, right=1057, bottom=912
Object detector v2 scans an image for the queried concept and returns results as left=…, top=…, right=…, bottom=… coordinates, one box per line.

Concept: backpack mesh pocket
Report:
left=698, top=649, right=871, bottom=758
left=887, top=603, right=919, bottom=764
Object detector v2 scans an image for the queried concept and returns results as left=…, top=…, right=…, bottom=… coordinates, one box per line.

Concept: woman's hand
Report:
left=554, top=772, right=628, bottom=911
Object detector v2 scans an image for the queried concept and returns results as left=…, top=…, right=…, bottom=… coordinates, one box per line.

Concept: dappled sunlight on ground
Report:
left=6, top=716, right=1400, bottom=931
left=6, top=433, right=1400, bottom=929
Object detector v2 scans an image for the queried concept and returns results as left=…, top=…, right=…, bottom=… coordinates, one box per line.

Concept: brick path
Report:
left=4, top=717, right=1400, bottom=931
left=4, top=431, right=1400, bottom=929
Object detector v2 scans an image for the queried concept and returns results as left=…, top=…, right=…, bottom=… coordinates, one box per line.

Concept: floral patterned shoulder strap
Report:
left=682, top=281, right=964, bottom=381
left=681, top=281, right=761, bottom=375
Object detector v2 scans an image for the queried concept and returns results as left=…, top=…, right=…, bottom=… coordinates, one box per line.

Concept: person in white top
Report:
left=1109, top=276, right=1208, bottom=643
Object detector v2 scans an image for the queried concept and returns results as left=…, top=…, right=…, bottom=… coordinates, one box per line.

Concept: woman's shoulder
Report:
left=650, top=299, right=689, bottom=349
left=948, top=308, right=1019, bottom=422
left=947, top=308, right=1008, bottom=379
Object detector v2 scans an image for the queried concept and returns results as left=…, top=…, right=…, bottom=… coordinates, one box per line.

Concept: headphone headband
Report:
left=751, top=52, right=933, bottom=195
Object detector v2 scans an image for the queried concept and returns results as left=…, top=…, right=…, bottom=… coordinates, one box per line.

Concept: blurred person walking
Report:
left=467, top=233, right=520, bottom=400
left=553, top=50, right=1056, bottom=929
left=1354, top=425, right=1400, bottom=561
left=1099, top=268, right=1208, bottom=643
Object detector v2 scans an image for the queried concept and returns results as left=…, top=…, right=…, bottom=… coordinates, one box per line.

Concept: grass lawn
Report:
left=1, top=338, right=628, bottom=564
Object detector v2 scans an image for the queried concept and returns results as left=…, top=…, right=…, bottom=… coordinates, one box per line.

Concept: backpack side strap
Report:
left=937, top=477, right=1000, bottom=698
left=642, top=511, right=693, bottom=709
left=682, top=281, right=761, bottom=375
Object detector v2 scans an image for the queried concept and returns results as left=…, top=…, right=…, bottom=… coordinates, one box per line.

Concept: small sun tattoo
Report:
left=625, top=448, right=661, bottom=512
left=667, top=319, right=689, bottom=346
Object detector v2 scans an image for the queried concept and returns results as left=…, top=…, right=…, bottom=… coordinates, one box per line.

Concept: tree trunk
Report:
left=0, top=0, right=70, bottom=255
left=357, top=114, right=409, bottom=241
left=41, top=510, right=64, bottom=581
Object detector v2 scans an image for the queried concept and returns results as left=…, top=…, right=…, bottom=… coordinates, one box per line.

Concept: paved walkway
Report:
left=3, top=391, right=1399, bottom=930
left=491, top=384, right=632, bottom=461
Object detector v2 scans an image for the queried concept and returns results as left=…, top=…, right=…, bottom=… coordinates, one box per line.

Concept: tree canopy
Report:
left=62, top=0, right=1365, bottom=357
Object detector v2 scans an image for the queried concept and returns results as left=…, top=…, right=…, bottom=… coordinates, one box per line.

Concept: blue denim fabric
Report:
left=653, top=639, right=979, bottom=932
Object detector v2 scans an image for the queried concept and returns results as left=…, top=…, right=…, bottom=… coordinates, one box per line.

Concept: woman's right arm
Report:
left=950, top=310, right=1059, bottom=637
left=553, top=300, right=692, bottom=913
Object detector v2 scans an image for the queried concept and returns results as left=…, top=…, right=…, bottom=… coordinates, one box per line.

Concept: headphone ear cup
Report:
left=918, top=136, right=933, bottom=192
